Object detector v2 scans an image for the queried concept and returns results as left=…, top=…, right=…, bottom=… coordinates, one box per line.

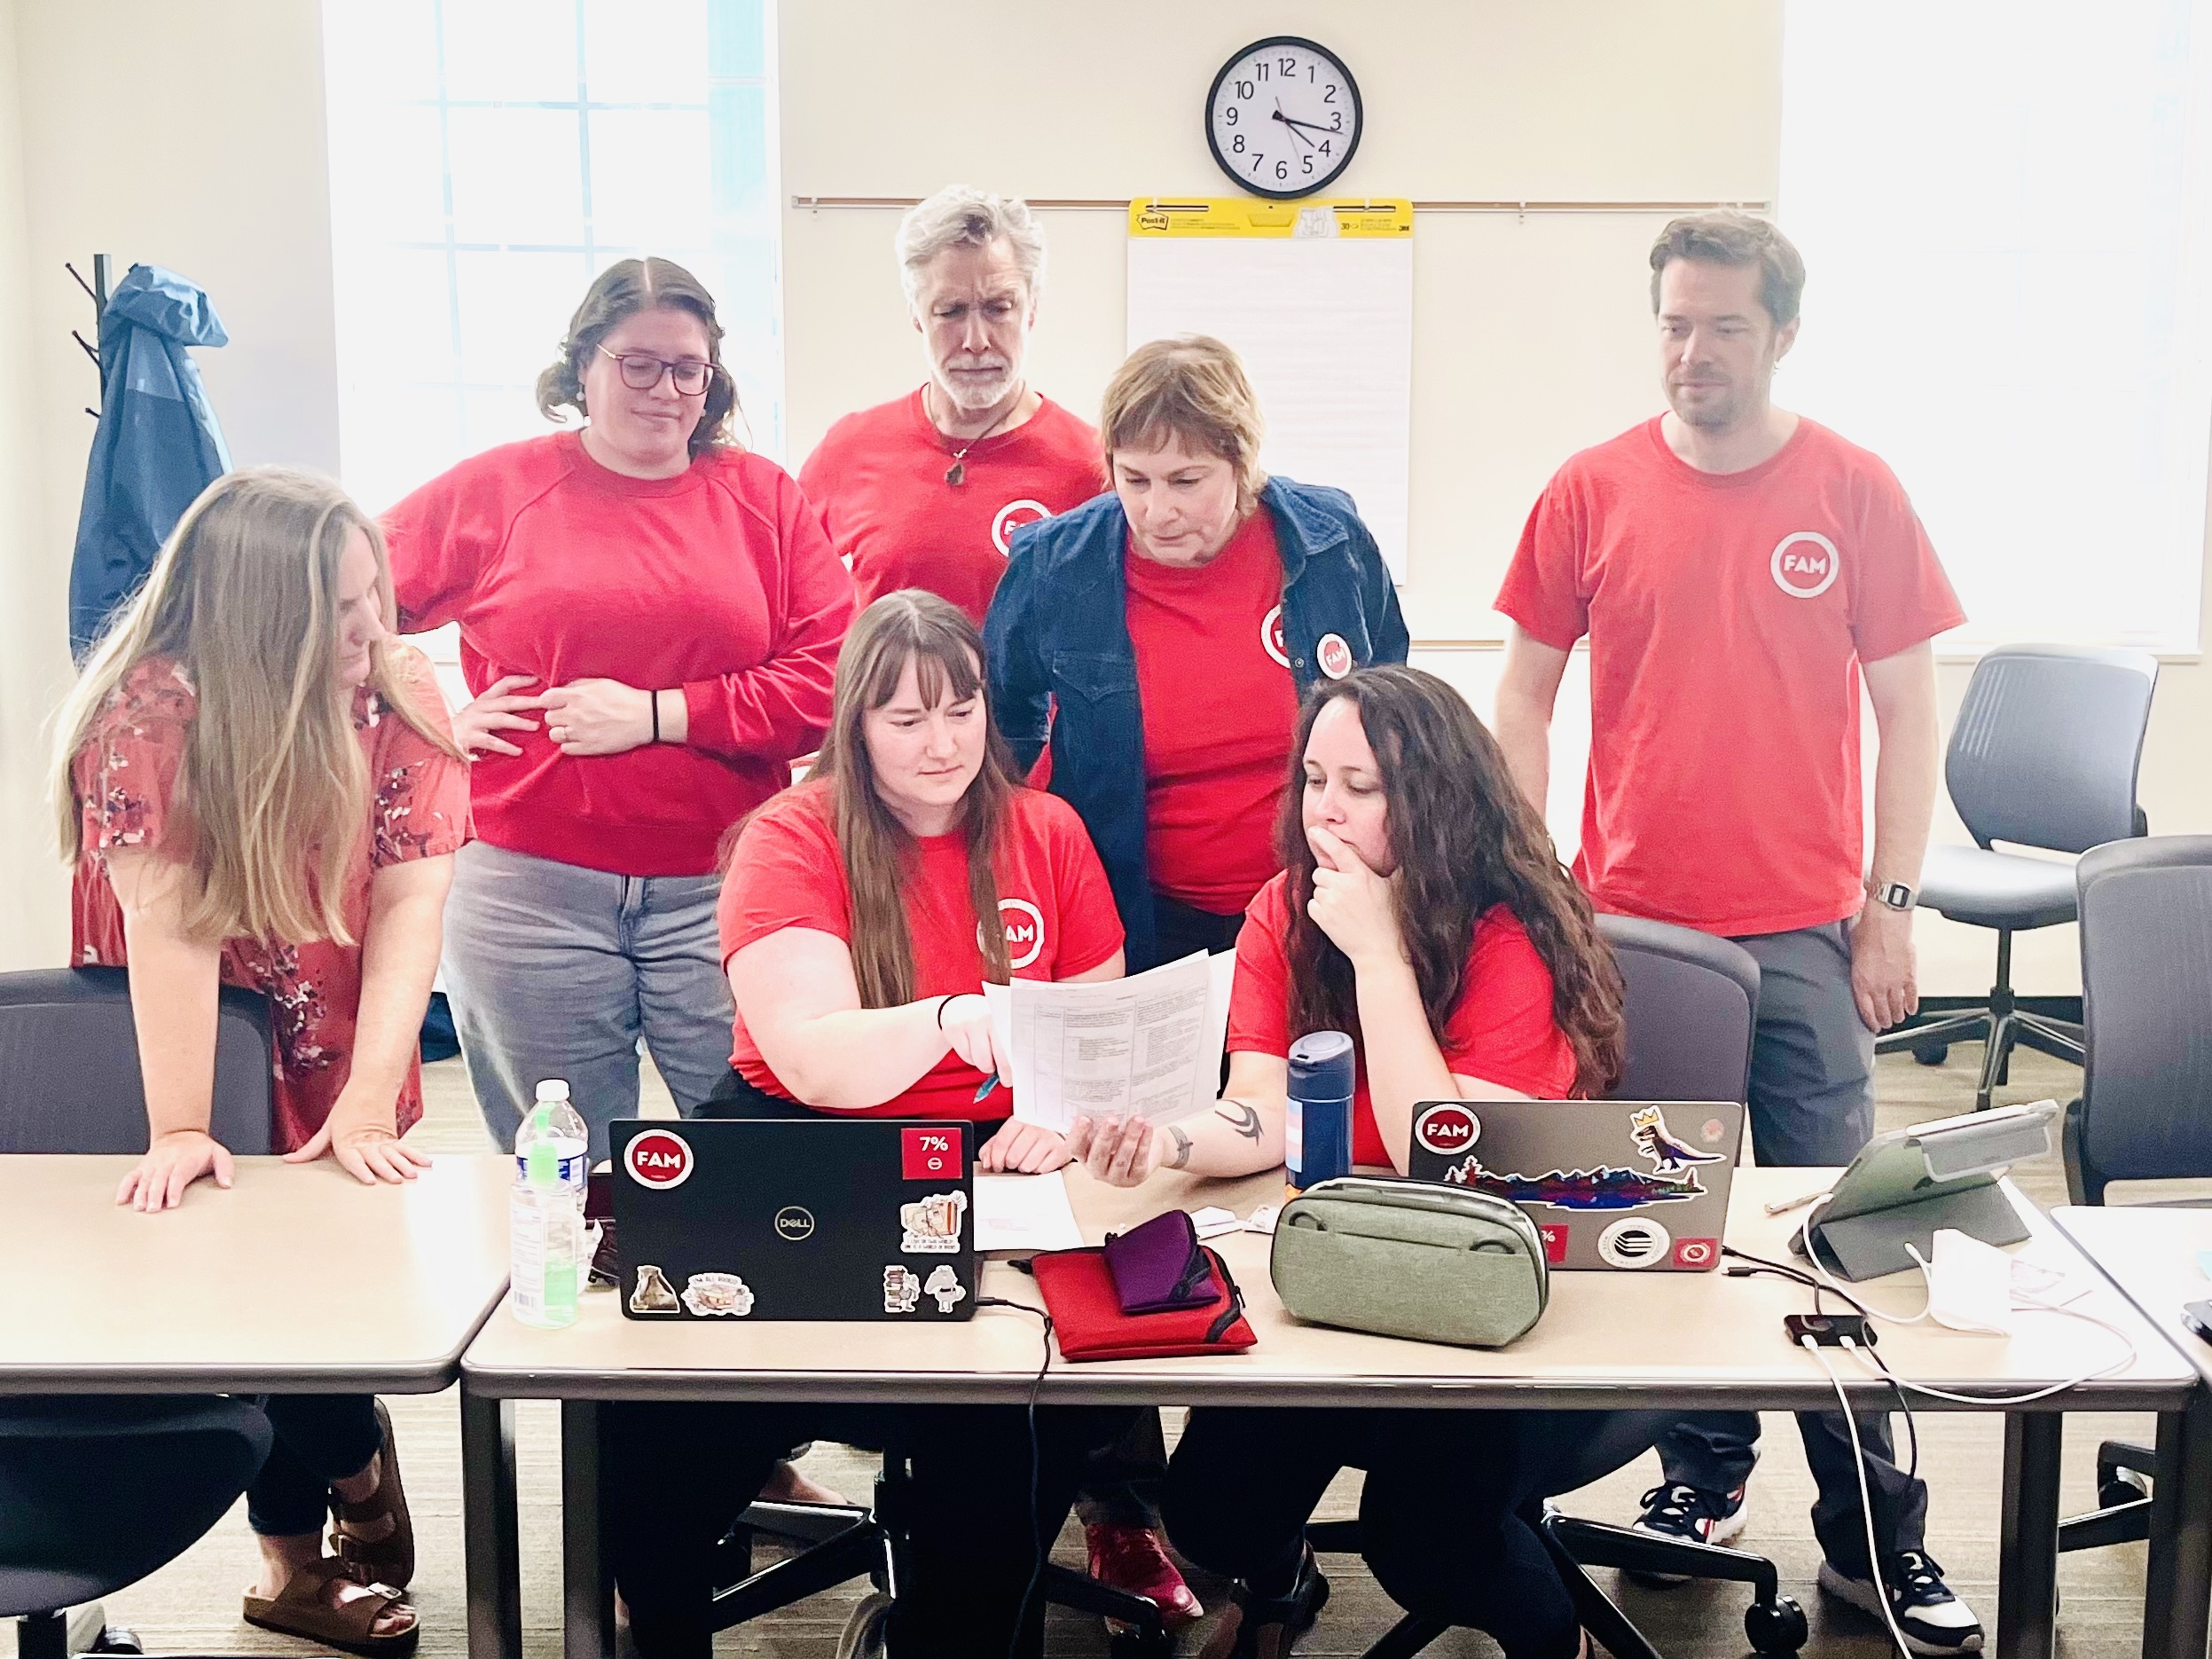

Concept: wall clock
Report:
left=1205, top=35, right=1364, bottom=200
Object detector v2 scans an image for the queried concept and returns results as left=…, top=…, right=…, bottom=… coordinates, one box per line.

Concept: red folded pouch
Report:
left=1026, top=1244, right=1258, bottom=1362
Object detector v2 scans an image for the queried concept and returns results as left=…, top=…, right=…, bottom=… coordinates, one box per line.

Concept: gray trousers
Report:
left=441, top=841, right=735, bottom=1162
left=1655, top=921, right=1929, bottom=1574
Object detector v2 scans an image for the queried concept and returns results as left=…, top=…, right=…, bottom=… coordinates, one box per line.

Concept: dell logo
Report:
left=773, top=1206, right=815, bottom=1241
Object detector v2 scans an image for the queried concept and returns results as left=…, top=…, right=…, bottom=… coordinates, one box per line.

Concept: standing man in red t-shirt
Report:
left=798, top=185, right=1107, bottom=626
left=1493, top=214, right=1980, bottom=1655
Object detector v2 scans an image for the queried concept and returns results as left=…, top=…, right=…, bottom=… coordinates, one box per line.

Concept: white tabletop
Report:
left=0, top=1153, right=513, bottom=1393
left=2053, top=1204, right=2212, bottom=1388
left=462, top=1165, right=2195, bottom=1411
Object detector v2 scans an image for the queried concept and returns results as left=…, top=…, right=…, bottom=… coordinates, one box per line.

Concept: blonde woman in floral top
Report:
left=51, top=468, right=469, bottom=1656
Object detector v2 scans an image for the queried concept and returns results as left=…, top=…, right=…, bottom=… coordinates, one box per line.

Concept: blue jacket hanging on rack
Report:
left=68, top=264, right=231, bottom=659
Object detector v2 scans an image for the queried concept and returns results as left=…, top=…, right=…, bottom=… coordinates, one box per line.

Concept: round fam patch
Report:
left=1414, top=1102, right=1479, bottom=1157
left=991, top=499, right=1053, bottom=556
left=624, top=1128, right=694, bottom=1190
left=1769, top=531, right=1841, bottom=599
left=1315, top=632, right=1354, bottom=679
left=1260, top=604, right=1291, bottom=669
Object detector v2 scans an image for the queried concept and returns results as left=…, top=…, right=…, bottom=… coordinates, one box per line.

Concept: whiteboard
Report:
left=1126, top=232, right=1414, bottom=580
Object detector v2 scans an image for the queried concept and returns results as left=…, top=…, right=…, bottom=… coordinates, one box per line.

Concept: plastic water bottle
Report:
left=514, top=1079, right=588, bottom=1201
left=1286, top=1030, right=1356, bottom=1193
left=510, top=1121, right=579, bottom=1329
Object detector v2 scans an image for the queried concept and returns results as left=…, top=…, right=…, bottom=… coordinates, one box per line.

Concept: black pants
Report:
left=1149, top=892, right=1246, bottom=967
left=1166, top=1407, right=1672, bottom=1659
left=604, top=1399, right=1131, bottom=1658
left=245, top=1394, right=384, bottom=1537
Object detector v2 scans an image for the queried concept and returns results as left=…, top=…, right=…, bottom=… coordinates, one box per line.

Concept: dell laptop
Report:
left=1406, top=1099, right=1745, bottom=1271
left=610, top=1117, right=977, bottom=1321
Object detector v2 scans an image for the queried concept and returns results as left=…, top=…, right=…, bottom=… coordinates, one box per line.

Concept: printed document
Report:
left=983, top=951, right=1235, bottom=1132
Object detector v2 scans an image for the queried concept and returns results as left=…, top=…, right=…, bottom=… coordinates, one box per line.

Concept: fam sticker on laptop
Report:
left=623, top=1128, right=694, bottom=1190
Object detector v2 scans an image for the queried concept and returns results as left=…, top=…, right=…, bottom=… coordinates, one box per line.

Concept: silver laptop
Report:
left=1405, top=1099, right=1745, bottom=1272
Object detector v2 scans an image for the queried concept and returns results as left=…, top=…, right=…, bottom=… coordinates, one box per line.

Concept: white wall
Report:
left=0, top=0, right=2201, bottom=997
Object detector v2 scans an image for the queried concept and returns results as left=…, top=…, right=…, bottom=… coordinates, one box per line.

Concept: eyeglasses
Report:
left=597, top=346, right=715, bottom=396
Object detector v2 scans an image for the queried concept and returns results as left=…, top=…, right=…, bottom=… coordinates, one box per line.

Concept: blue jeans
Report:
left=441, top=842, right=734, bottom=1161
left=1654, top=922, right=1928, bottom=1573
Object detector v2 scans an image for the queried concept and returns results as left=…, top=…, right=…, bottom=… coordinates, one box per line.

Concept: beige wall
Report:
left=0, top=0, right=2200, bottom=1000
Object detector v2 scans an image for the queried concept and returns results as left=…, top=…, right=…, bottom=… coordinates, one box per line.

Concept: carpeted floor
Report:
left=76, top=1041, right=2196, bottom=1658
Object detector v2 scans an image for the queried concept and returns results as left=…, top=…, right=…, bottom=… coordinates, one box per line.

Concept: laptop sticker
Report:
left=630, top=1264, right=680, bottom=1314
left=902, top=1127, right=961, bottom=1180
left=1432, top=1104, right=1723, bottom=1210
left=681, top=1272, right=756, bottom=1317
left=624, top=1128, right=694, bottom=1190
left=883, top=1265, right=922, bottom=1314
left=1628, top=1106, right=1727, bottom=1182
left=1674, top=1238, right=1720, bottom=1269
left=900, top=1191, right=969, bottom=1254
left=1598, top=1216, right=1670, bottom=1269
left=1537, top=1224, right=1570, bottom=1265
left=923, top=1264, right=967, bottom=1314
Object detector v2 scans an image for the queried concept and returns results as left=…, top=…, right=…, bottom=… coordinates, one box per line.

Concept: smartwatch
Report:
left=1869, top=880, right=1918, bottom=913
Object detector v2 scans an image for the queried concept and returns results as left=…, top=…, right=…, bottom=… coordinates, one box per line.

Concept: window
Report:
left=321, top=0, right=782, bottom=519
left=1779, top=1, right=2212, bottom=651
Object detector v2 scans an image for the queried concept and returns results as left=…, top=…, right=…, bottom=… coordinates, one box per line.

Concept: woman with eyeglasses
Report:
left=384, top=258, right=855, bottom=1163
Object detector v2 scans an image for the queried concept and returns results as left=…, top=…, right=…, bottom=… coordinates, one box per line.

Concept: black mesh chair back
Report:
left=2070, top=836, right=2212, bottom=1199
left=0, top=967, right=274, bottom=1154
left=1946, top=644, right=2156, bottom=853
left=1596, top=914, right=1761, bottom=1105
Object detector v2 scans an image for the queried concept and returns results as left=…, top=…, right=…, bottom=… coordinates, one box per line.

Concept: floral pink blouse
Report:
left=70, top=651, right=471, bottom=1152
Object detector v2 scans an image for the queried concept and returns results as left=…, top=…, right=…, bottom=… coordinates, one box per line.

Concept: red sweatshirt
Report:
left=384, top=433, right=854, bottom=877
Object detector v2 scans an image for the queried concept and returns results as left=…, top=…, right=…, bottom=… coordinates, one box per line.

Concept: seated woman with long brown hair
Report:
left=1068, top=664, right=1669, bottom=1659
left=52, top=468, right=471, bottom=1656
left=601, top=589, right=1133, bottom=1659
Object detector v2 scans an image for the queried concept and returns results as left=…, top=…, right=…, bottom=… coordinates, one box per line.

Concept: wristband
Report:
left=935, top=995, right=956, bottom=1029
left=650, top=689, right=662, bottom=744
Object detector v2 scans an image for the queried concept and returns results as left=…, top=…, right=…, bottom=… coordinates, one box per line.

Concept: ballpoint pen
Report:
left=973, top=1073, right=1000, bottom=1103
left=1764, top=1187, right=1831, bottom=1217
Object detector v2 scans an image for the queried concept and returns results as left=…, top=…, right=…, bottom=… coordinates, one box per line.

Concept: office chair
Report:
left=0, top=967, right=275, bottom=1153
left=1877, top=644, right=2157, bottom=1112
left=1310, top=916, right=1807, bottom=1657
left=2, top=1396, right=272, bottom=1659
left=2051, top=837, right=2212, bottom=1561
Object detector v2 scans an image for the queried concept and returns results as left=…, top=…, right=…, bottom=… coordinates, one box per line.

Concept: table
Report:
left=2054, top=1206, right=2212, bottom=1659
left=459, top=1167, right=2202, bottom=1659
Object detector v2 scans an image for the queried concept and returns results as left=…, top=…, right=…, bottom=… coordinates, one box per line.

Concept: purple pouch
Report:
left=1102, top=1209, right=1223, bottom=1315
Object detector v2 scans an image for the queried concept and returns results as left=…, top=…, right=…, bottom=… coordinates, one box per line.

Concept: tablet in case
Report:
left=609, top=1118, right=977, bottom=1321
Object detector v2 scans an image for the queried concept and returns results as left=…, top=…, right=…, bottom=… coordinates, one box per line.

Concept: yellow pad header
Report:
left=1127, top=197, right=1413, bottom=239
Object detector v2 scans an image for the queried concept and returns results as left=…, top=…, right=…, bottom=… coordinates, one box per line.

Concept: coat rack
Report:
left=65, top=254, right=110, bottom=419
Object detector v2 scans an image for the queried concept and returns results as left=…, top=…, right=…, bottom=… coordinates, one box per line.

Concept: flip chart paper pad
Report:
left=1126, top=198, right=1415, bottom=581
left=985, top=951, right=1237, bottom=1133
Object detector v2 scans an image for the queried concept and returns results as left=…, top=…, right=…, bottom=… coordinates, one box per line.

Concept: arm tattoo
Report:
left=1167, top=1126, right=1194, bottom=1169
left=1214, top=1102, right=1263, bottom=1143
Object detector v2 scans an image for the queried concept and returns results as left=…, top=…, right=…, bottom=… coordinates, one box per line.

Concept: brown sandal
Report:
left=243, top=1559, right=419, bottom=1658
left=330, top=1398, right=415, bottom=1588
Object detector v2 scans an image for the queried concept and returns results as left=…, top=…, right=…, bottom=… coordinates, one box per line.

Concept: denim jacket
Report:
left=984, top=476, right=1409, bottom=971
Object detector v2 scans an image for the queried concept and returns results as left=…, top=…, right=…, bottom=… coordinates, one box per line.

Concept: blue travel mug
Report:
left=1286, top=1030, right=1356, bottom=1192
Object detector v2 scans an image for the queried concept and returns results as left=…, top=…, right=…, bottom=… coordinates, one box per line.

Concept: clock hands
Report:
left=1271, top=106, right=1334, bottom=138
left=1270, top=101, right=1318, bottom=152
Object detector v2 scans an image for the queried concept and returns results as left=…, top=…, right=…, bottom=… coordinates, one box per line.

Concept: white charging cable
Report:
left=1797, top=1200, right=1934, bottom=1324
left=1802, top=1333, right=1915, bottom=1657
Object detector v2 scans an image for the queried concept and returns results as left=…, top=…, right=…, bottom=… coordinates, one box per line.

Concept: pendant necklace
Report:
left=937, top=383, right=1025, bottom=485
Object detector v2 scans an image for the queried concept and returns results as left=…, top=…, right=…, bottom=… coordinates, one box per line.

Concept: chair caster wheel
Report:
left=834, top=1590, right=891, bottom=1659
left=1912, top=1042, right=1949, bottom=1065
left=1107, top=1630, right=1175, bottom=1659
left=1745, top=1594, right=1808, bottom=1655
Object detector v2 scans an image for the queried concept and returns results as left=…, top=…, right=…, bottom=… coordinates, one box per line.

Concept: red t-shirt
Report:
left=383, top=433, right=855, bottom=878
left=717, top=782, right=1125, bottom=1120
left=1494, top=416, right=1965, bottom=936
left=1124, top=510, right=1298, bottom=914
left=798, top=389, right=1106, bottom=625
left=1228, top=874, right=1577, bottom=1168
left=70, top=652, right=473, bottom=1153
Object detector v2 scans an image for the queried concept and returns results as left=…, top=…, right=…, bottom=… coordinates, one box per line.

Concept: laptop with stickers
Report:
left=1405, top=1099, right=1745, bottom=1272
left=609, top=1118, right=977, bottom=1321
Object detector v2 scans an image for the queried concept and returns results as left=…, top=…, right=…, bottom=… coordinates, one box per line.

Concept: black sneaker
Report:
left=1195, top=1546, right=1330, bottom=1659
left=1818, top=1550, right=1984, bottom=1655
left=1626, top=1481, right=1750, bottom=1583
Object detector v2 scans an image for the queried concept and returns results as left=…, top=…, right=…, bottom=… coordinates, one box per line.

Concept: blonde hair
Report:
left=1100, top=335, right=1267, bottom=510
left=806, top=590, right=1018, bottom=1008
left=51, top=468, right=459, bottom=946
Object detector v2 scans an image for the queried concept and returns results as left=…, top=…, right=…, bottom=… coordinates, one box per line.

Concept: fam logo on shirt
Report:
left=979, top=897, right=1047, bottom=970
left=1769, top=531, right=1841, bottom=599
left=1260, top=604, right=1292, bottom=669
left=991, top=499, right=1054, bottom=557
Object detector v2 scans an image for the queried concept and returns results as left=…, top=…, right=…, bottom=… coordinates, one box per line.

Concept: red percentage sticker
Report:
left=902, top=1127, right=958, bottom=1181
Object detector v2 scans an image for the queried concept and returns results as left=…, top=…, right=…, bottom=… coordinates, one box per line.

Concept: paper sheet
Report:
left=984, top=952, right=1237, bottom=1132
left=973, top=1172, right=1086, bottom=1252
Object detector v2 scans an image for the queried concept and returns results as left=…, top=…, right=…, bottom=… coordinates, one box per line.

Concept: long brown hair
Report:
left=807, top=590, right=1021, bottom=1009
left=51, top=468, right=459, bottom=946
left=535, top=256, right=741, bottom=459
left=1282, top=666, right=1625, bottom=1097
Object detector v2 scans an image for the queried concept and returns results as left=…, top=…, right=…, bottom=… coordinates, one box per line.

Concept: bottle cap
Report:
left=1287, top=1030, right=1356, bottom=1098
left=534, top=1080, right=570, bottom=1103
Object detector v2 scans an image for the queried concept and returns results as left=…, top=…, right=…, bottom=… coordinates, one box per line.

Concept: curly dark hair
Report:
left=535, top=256, right=740, bottom=459
left=1282, top=665, right=1626, bottom=1097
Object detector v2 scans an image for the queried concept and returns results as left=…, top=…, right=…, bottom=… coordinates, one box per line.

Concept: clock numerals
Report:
left=1207, top=36, right=1361, bottom=200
